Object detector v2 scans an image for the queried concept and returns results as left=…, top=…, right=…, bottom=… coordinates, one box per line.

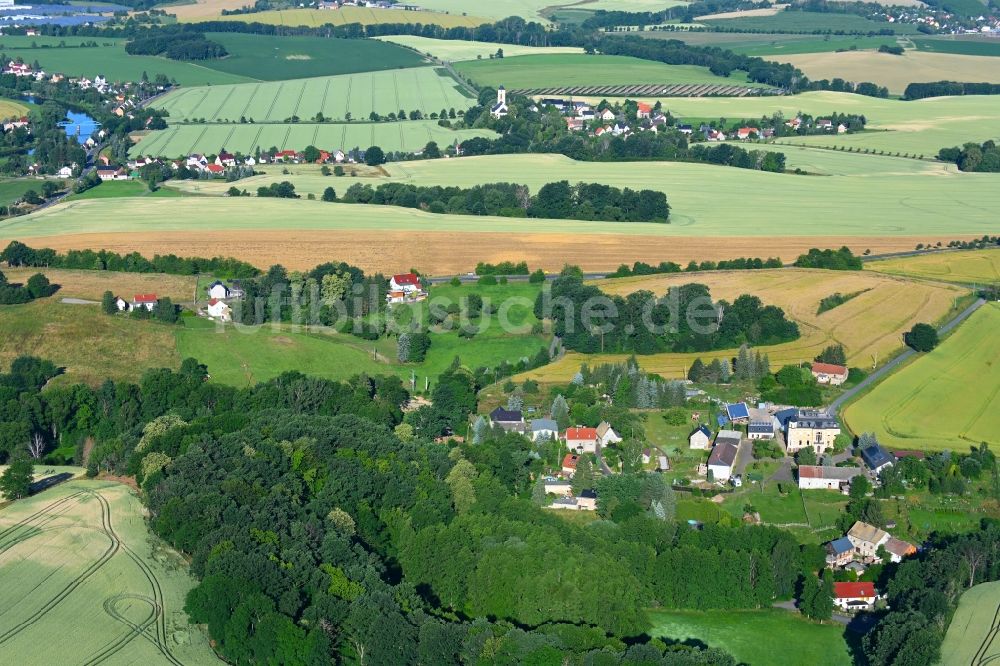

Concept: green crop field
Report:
left=200, top=33, right=427, bottom=80
left=10, top=153, right=1000, bottom=240
left=187, top=6, right=489, bottom=27
left=940, top=580, right=1000, bottom=665
left=648, top=609, right=852, bottom=665
left=702, top=10, right=920, bottom=34
left=914, top=35, right=1000, bottom=57
left=0, top=37, right=252, bottom=86
left=867, top=249, right=1000, bottom=285
left=0, top=480, right=219, bottom=664
left=176, top=281, right=548, bottom=386
left=454, top=53, right=762, bottom=89
left=374, top=35, right=584, bottom=62
left=152, top=67, right=474, bottom=123
left=0, top=177, right=59, bottom=207
left=131, top=121, right=494, bottom=157
left=842, top=303, right=1000, bottom=452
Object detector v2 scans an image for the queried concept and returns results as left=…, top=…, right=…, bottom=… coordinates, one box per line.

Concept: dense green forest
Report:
left=540, top=275, right=799, bottom=354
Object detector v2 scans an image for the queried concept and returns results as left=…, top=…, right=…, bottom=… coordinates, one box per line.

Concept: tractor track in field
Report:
left=0, top=490, right=119, bottom=646
left=82, top=594, right=160, bottom=666
left=972, top=599, right=1000, bottom=664
left=0, top=491, right=85, bottom=547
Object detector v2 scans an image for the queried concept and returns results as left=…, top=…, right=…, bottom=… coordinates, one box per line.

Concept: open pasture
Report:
left=914, top=34, right=1000, bottom=57
left=0, top=37, right=252, bottom=86
left=867, top=249, right=1000, bottom=285
left=374, top=35, right=584, bottom=61
left=2, top=267, right=197, bottom=302
left=0, top=480, right=218, bottom=664
left=0, top=299, right=180, bottom=386
left=774, top=50, right=1000, bottom=94
left=648, top=609, right=851, bottom=666
left=184, top=6, right=489, bottom=27
left=842, top=303, right=1000, bottom=452
left=939, top=580, right=1000, bottom=666
left=196, top=33, right=426, bottom=80
left=702, top=10, right=920, bottom=33
left=152, top=67, right=473, bottom=123
left=517, top=268, right=965, bottom=382
left=131, top=121, right=494, bottom=157
left=453, top=53, right=761, bottom=89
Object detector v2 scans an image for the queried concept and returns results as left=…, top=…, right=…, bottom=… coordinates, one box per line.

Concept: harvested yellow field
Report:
left=181, top=6, right=489, bottom=27
left=521, top=268, right=967, bottom=382
left=0, top=97, right=29, bottom=120
left=163, top=0, right=248, bottom=19
left=867, top=248, right=1000, bottom=285
left=696, top=5, right=786, bottom=19
left=774, top=51, right=1000, bottom=94
left=2, top=267, right=198, bottom=302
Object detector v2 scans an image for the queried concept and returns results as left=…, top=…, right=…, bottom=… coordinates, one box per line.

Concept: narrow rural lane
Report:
left=827, top=297, right=986, bottom=415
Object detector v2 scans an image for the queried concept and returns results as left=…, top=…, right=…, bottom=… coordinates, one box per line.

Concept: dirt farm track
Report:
left=6, top=230, right=980, bottom=275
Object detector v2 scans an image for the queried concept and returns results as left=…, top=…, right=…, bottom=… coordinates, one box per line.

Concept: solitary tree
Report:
left=322, top=187, right=337, bottom=202
left=101, top=290, right=117, bottom=315
left=904, top=323, right=938, bottom=352
left=0, top=457, right=33, bottom=500
left=364, top=145, right=385, bottom=166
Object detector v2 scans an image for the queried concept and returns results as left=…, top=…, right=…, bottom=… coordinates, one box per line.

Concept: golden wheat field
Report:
left=2, top=268, right=199, bottom=302
left=521, top=268, right=967, bottom=382
left=866, top=248, right=1000, bottom=285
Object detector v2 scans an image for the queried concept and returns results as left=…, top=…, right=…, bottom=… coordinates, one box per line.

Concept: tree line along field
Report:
left=453, top=54, right=766, bottom=90
left=183, top=5, right=489, bottom=28
left=842, top=303, right=1000, bottom=453
left=0, top=480, right=219, bottom=664
left=867, top=249, right=1000, bottom=285
left=661, top=32, right=903, bottom=57
left=939, top=580, right=1000, bottom=665
left=519, top=267, right=965, bottom=382
left=131, top=121, right=495, bottom=158
left=152, top=67, right=474, bottom=123
left=557, top=91, right=1000, bottom=157
left=374, top=35, right=585, bottom=62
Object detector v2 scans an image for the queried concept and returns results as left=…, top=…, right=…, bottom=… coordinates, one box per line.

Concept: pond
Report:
left=23, top=95, right=100, bottom=144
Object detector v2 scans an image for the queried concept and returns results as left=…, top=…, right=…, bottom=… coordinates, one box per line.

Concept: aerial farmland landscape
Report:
left=0, top=0, right=997, bottom=664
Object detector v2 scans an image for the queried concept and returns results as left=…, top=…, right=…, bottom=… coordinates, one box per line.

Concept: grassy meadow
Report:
left=0, top=178, right=60, bottom=208
left=0, top=97, right=29, bottom=119
left=867, top=249, right=1000, bottom=285
left=131, top=121, right=494, bottom=158
left=453, top=54, right=763, bottom=89
left=703, top=10, right=920, bottom=34
left=939, top=580, right=1000, bottom=666
left=914, top=34, right=1000, bottom=57
left=152, top=67, right=473, bottom=123
left=374, top=35, right=584, bottom=61
left=0, top=480, right=219, bottom=664
left=842, top=303, right=1000, bottom=452
left=648, top=609, right=852, bottom=666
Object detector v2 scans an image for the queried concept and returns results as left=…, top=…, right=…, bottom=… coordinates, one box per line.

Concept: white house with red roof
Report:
left=833, top=582, right=877, bottom=611
left=215, top=150, right=237, bottom=167
left=564, top=426, right=599, bottom=454
left=811, top=362, right=848, bottom=386
left=206, top=298, right=232, bottom=322
left=561, top=453, right=580, bottom=476
left=131, top=293, right=158, bottom=312
left=636, top=102, right=653, bottom=119
left=736, top=127, right=759, bottom=140
left=205, top=164, right=225, bottom=175
left=386, top=273, right=426, bottom=304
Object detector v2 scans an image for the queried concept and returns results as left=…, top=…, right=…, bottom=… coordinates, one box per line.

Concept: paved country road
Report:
left=827, top=297, right=986, bottom=415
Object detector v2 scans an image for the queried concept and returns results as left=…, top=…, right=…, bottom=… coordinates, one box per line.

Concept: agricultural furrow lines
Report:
left=249, top=125, right=264, bottom=155
left=219, top=125, right=237, bottom=153
left=186, top=89, right=212, bottom=122
left=413, top=70, right=427, bottom=113
left=0, top=490, right=120, bottom=645
left=311, top=124, right=320, bottom=147
left=280, top=124, right=293, bottom=151
left=0, top=491, right=84, bottom=543
left=289, top=80, right=307, bottom=120
left=972, top=601, right=1000, bottom=664
left=185, top=126, right=210, bottom=157
left=319, top=77, right=332, bottom=117
left=339, top=124, right=347, bottom=152
left=211, top=88, right=237, bottom=123
left=82, top=594, right=159, bottom=666
left=342, top=76, right=353, bottom=121
left=393, top=71, right=402, bottom=113
left=238, top=83, right=261, bottom=121
left=263, top=82, right=286, bottom=122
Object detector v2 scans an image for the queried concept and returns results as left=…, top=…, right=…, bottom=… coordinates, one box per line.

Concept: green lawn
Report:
left=939, top=580, right=1000, bottom=666
left=453, top=54, right=763, bottom=89
left=0, top=178, right=60, bottom=207
left=843, top=303, right=1000, bottom=452
left=649, top=608, right=852, bottom=666
left=65, top=180, right=187, bottom=200
left=0, top=480, right=218, bottom=663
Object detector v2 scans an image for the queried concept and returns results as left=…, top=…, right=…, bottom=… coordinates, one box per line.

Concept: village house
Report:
left=817, top=119, right=834, bottom=130
left=113, top=296, right=129, bottom=312
left=96, top=167, right=129, bottom=181
left=56, top=166, right=74, bottom=178
left=715, top=429, right=742, bottom=449
left=636, top=102, right=652, bottom=119
left=736, top=127, right=759, bottom=140
left=689, top=424, right=712, bottom=450
left=206, top=298, right=232, bottom=322
left=543, top=477, right=572, bottom=496
left=274, top=149, right=300, bottom=163
left=676, top=123, right=693, bottom=134
left=825, top=536, right=855, bottom=567
left=797, top=465, right=864, bottom=491
left=489, top=407, right=525, bottom=433
left=490, top=86, right=508, bottom=119
left=847, top=521, right=890, bottom=560
left=205, top=164, right=225, bottom=176
left=884, top=537, right=917, bottom=563
left=785, top=409, right=841, bottom=454
left=530, top=418, right=558, bottom=442
left=215, top=150, right=237, bottom=168
left=561, top=453, right=579, bottom=476
left=833, top=582, right=877, bottom=612
left=596, top=421, right=621, bottom=447
left=131, top=293, right=158, bottom=312
left=576, top=489, right=598, bottom=511
left=747, top=417, right=776, bottom=440
left=3, top=116, right=29, bottom=131
left=565, top=117, right=585, bottom=131
left=600, top=108, right=616, bottom=122
left=641, top=448, right=652, bottom=465
left=811, top=361, right=849, bottom=386
left=207, top=280, right=231, bottom=300
left=564, top=426, right=599, bottom=454
left=862, top=443, right=895, bottom=474
left=386, top=273, right=426, bottom=304
left=726, top=403, right=750, bottom=424
left=707, top=440, right=739, bottom=482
